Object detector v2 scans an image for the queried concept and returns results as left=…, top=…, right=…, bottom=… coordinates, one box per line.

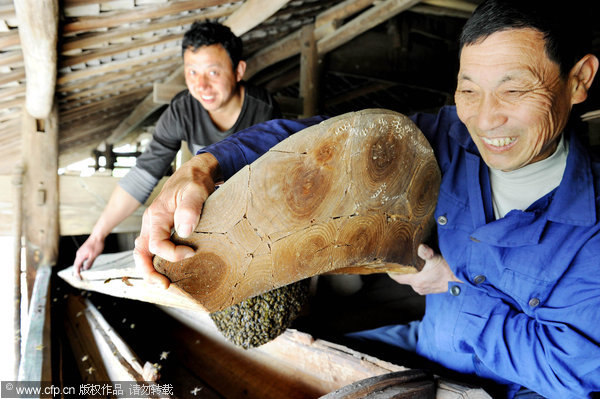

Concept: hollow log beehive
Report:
left=154, top=109, right=441, bottom=312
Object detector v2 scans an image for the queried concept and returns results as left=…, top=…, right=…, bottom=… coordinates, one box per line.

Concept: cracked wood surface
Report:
left=153, top=109, right=441, bottom=312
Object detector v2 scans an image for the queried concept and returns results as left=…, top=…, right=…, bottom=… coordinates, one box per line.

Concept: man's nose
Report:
left=475, top=93, right=507, bottom=131
left=192, top=74, right=209, bottom=91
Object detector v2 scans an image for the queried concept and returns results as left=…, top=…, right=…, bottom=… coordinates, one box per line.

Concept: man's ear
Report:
left=235, top=60, right=247, bottom=82
left=570, top=54, right=599, bottom=105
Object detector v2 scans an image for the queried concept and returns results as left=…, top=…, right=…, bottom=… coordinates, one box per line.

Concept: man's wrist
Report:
left=191, top=152, right=221, bottom=182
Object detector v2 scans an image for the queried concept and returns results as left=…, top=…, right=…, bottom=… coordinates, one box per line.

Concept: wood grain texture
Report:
left=154, top=109, right=441, bottom=312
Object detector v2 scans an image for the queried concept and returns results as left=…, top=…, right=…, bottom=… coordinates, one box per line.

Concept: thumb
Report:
left=417, top=243, right=435, bottom=261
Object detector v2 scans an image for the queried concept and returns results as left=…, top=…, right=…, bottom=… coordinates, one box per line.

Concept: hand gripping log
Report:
left=153, top=109, right=441, bottom=312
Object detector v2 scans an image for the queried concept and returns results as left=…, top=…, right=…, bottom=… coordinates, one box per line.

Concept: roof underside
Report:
left=0, top=0, right=599, bottom=175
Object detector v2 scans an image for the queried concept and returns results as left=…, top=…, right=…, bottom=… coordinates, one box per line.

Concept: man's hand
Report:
left=73, top=235, right=105, bottom=279
left=388, top=244, right=462, bottom=295
left=133, top=153, right=219, bottom=287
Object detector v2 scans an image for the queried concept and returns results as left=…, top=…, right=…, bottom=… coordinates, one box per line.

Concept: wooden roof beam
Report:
left=246, top=0, right=423, bottom=80
left=13, top=0, right=59, bottom=119
left=224, top=0, right=292, bottom=37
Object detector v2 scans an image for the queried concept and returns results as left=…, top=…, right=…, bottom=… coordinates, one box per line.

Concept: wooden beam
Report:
left=317, top=0, right=422, bottom=55
left=105, top=66, right=184, bottom=145
left=314, top=0, right=375, bottom=39
left=224, top=0, right=292, bottom=37
left=58, top=250, right=207, bottom=311
left=245, top=29, right=302, bottom=79
left=13, top=0, right=59, bottom=119
left=299, top=24, right=319, bottom=117
left=247, top=0, right=421, bottom=81
left=421, top=0, right=476, bottom=13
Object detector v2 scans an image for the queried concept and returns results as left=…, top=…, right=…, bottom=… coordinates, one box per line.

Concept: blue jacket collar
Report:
left=449, top=119, right=596, bottom=247
left=546, top=130, right=596, bottom=226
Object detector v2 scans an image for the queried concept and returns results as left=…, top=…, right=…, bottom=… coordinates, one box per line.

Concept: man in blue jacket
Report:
left=134, top=1, right=600, bottom=397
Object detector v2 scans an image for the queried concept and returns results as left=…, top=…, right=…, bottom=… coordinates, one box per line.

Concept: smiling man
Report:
left=134, top=1, right=600, bottom=397
left=73, top=22, right=280, bottom=276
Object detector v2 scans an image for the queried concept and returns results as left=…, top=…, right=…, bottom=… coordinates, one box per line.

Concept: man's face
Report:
left=455, top=29, right=573, bottom=171
left=183, top=44, right=243, bottom=113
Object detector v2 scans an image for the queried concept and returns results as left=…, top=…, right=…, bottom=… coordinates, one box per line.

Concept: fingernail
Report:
left=177, top=224, right=193, bottom=238
left=183, top=248, right=195, bottom=259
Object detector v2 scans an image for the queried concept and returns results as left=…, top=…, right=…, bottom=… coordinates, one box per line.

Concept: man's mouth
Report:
left=201, top=94, right=215, bottom=101
left=481, top=136, right=516, bottom=148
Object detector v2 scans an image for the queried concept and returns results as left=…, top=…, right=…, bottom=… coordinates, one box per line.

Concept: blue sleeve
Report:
left=197, top=115, right=328, bottom=180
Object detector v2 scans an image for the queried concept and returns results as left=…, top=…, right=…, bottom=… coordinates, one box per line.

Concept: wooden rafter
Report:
left=246, top=0, right=422, bottom=80
left=62, top=0, right=238, bottom=34
left=224, top=0, right=292, bottom=36
left=61, top=5, right=239, bottom=53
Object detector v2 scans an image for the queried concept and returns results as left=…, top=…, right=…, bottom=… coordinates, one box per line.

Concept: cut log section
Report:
left=153, top=109, right=441, bottom=312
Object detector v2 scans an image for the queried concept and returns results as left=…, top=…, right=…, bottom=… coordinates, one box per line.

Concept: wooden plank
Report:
left=57, top=58, right=178, bottom=92
left=582, top=109, right=600, bottom=121
left=61, top=33, right=181, bottom=68
left=315, top=0, right=375, bottom=39
left=62, top=0, right=235, bottom=34
left=64, top=295, right=150, bottom=381
left=161, top=306, right=406, bottom=395
left=224, top=0, right=291, bottom=36
left=60, top=88, right=151, bottom=119
left=61, top=6, right=239, bottom=52
left=56, top=46, right=179, bottom=85
left=299, top=24, right=318, bottom=117
left=18, top=264, right=52, bottom=382
left=317, top=0, right=422, bottom=55
left=57, top=175, right=167, bottom=236
left=0, top=68, right=25, bottom=86
left=0, top=30, right=20, bottom=49
left=13, top=0, right=59, bottom=119
left=0, top=49, right=23, bottom=67
left=321, top=370, right=434, bottom=398
left=11, top=165, right=23, bottom=378
left=58, top=250, right=207, bottom=311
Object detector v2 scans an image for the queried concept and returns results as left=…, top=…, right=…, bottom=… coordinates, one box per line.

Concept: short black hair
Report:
left=460, top=0, right=592, bottom=77
left=182, top=21, right=243, bottom=70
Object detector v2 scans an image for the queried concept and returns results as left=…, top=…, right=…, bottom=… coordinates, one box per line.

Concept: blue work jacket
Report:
left=199, top=107, right=600, bottom=398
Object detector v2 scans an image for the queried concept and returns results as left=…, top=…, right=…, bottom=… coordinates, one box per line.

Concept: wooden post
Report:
left=13, top=0, right=59, bottom=119
left=299, top=24, right=319, bottom=118
left=18, top=263, right=52, bottom=382
left=22, top=104, right=59, bottom=300
left=12, top=164, right=24, bottom=379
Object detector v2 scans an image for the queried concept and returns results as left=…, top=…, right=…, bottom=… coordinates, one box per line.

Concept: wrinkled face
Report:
left=455, top=29, right=573, bottom=171
left=184, top=44, right=243, bottom=113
